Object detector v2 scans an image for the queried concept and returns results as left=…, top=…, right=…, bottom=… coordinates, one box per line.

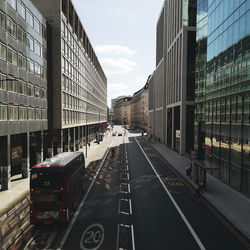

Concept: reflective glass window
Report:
left=27, top=34, right=34, bottom=51
left=34, top=17, right=40, bottom=34
left=6, top=17, right=16, bottom=38
left=17, top=0, right=25, bottom=20
left=17, top=26, right=26, bottom=44
left=0, top=11, right=6, bottom=30
left=7, top=0, right=16, bottom=10
left=26, top=8, right=33, bottom=27
left=0, top=43, right=6, bottom=61
left=7, top=47, right=17, bottom=66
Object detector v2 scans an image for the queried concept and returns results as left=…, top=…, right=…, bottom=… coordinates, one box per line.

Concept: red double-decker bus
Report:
left=30, top=152, right=85, bottom=224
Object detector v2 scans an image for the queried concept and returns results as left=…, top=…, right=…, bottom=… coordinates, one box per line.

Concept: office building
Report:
left=194, top=0, right=250, bottom=196
left=32, top=0, right=107, bottom=156
left=0, top=0, right=47, bottom=190
left=149, top=0, right=196, bottom=154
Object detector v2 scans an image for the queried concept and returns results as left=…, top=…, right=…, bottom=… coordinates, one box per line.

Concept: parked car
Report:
left=118, top=132, right=122, bottom=136
left=112, top=132, right=116, bottom=136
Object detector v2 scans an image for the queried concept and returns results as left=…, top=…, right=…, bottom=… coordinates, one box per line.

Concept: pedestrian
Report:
left=195, top=186, right=201, bottom=201
left=88, top=141, right=90, bottom=148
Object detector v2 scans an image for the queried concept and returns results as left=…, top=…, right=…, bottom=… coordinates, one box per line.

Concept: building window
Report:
left=17, top=0, right=25, bottom=20
left=42, top=109, right=47, bottom=120
left=0, top=104, right=8, bottom=120
left=42, top=25, right=47, bottom=40
left=42, top=47, right=47, bottom=60
left=26, top=8, right=33, bottom=27
left=28, top=83, right=34, bottom=96
left=61, top=21, right=65, bottom=36
left=28, top=107, right=35, bottom=119
left=18, top=53, right=27, bottom=70
left=17, top=26, right=26, bottom=44
left=27, top=59, right=34, bottom=73
left=6, top=17, right=16, bottom=38
left=34, top=63, right=41, bottom=76
left=27, top=34, right=34, bottom=51
left=41, top=67, right=46, bottom=80
left=34, top=40, right=41, bottom=56
left=0, top=11, right=6, bottom=30
left=8, top=79, right=18, bottom=93
left=7, top=0, right=16, bottom=10
left=34, top=17, right=40, bottom=34
left=0, top=74, right=7, bottom=90
left=19, top=106, right=27, bottom=120
left=19, top=80, right=27, bottom=95
left=7, top=47, right=17, bottom=66
left=35, top=86, right=39, bottom=97
left=9, top=105, right=18, bottom=120
left=35, top=108, right=41, bottom=120
left=0, top=43, right=6, bottom=61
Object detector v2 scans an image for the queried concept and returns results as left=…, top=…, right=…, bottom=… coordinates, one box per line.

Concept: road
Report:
left=15, top=126, right=248, bottom=250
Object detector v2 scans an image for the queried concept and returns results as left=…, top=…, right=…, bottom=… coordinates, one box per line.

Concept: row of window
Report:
left=61, top=56, right=105, bottom=104
left=62, top=110, right=104, bottom=125
left=62, top=74, right=106, bottom=109
left=7, top=0, right=46, bottom=38
left=0, top=11, right=46, bottom=60
left=61, top=21, right=106, bottom=96
left=0, top=74, right=47, bottom=99
left=0, top=42, right=47, bottom=79
left=0, top=104, right=47, bottom=120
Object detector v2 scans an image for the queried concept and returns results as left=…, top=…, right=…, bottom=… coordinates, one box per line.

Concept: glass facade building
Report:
left=195, top=0, right=250, bottom=197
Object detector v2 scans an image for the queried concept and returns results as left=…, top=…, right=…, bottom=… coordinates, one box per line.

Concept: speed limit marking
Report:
left=80, top=223, right=104, bottom=250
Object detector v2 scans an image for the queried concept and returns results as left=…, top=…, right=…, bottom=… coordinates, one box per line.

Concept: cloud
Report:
left=95, top=45, right=137, bottom=56
left=99, top=58, right=137, bottom=74
left=107, top=82, right=130, bottom=106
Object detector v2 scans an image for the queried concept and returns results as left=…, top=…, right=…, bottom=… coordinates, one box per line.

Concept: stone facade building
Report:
left=0, top=0, right=48, bottom=190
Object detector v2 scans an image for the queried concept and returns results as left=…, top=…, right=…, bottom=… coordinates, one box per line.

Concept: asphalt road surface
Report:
left=16, top=126, right=249, bottom=250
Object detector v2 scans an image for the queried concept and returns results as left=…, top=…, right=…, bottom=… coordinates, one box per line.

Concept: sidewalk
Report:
left=147, top=137, right=250, bottom=241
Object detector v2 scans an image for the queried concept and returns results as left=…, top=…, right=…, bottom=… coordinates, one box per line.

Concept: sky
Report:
left=71, top=0, right=165, bottom=108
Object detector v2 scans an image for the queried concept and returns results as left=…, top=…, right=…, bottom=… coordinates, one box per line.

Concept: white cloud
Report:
left=107, top=82, right=130, bottom=107
left=95, top=45, right=137, bottom=56
left=100, top=58, right=137, bottom=75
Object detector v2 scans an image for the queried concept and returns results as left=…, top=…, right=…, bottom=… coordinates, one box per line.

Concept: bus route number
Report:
left=80, top=223, right=104, bottom=250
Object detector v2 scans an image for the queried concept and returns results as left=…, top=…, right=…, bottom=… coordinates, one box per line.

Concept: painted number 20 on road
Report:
left=80, top=223, right=105, bottom=250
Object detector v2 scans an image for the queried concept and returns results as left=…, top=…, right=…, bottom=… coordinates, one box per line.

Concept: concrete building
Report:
left=32, top=0, right=107, bottom=156
left=149, top=0, right=196, bottom=154
left=113, top=82, right=149, bottom=130
left=130, top=82, right=148, bottom=131
left=195, top=0, right=250, bottom=197
left=113, top=96, right=131, bottom=125
left=0, top=0, right=48, bottom=190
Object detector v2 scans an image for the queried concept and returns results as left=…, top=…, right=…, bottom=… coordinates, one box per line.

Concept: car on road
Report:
left=112, top=132, right=116, bottom=136
left=118, top=132, right=122, bottom=136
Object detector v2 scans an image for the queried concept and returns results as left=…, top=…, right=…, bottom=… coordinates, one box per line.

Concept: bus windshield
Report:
left=30, top=167, right=64, bottom=211
left=31, top=167, right=63, bottom=188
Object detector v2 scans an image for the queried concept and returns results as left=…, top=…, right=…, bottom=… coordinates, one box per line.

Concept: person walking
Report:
left=195, top=186, right=201, bottom=201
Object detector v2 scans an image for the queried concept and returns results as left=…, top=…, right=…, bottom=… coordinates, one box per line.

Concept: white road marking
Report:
left=120, top=211, right=130, bottom=215
left=120, top=224, right=130, bottom=228
left=129, top=199, right=132, bottom=215
left=59, top=141, right=113, bottom=249
left=128, top=183, right=131, bottom=193
left=134, top=138, right=206, bottom=250
left=131, top=224, right=135, bottom=250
